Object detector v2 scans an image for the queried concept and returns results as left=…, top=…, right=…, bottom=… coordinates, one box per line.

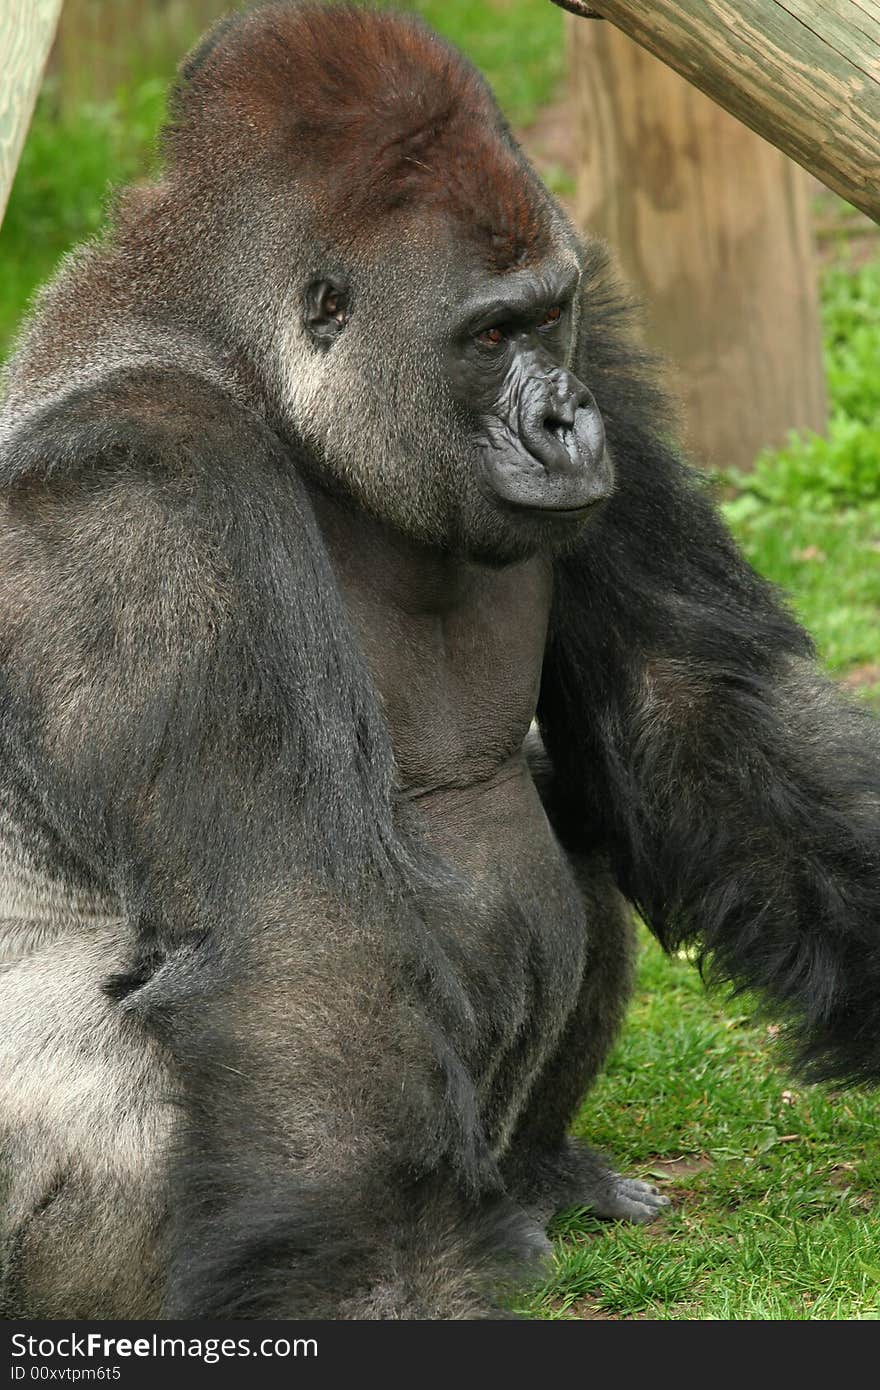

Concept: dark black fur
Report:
left=540, top=255, right=880, bottom=1085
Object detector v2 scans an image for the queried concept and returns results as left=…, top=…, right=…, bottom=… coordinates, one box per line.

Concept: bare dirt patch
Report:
left=647, top=1155, right=713, bottom=1181
left=812, top=183, right=880, bottom=268
left=518, top=100, right=577, bottom=214
left=841, top=664, right=880, bottom=692
left=554, top=1295, right=652, bottom=1321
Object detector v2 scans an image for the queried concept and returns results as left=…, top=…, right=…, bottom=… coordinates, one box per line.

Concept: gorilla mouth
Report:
left=503, top=495, right=601, bottom=519
left=477, top=421, right=615, bottom=520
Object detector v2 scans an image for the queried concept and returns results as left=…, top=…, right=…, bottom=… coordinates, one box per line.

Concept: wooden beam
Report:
left=556, top=1, right=880, bottom=222
left=0, top=0, right=64, bottom=228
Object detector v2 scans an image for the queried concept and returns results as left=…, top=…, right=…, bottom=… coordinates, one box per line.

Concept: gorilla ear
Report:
left=304, top=279, right=349, bottom=346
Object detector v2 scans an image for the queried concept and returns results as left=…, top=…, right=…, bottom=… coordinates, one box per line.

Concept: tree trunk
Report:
left=570, top=17, right=827, bottom=470
left=0, top=0, right=64, bottom=228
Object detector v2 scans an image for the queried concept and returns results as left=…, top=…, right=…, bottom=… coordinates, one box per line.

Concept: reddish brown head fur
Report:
left=166, top=2, right=552, bottom=270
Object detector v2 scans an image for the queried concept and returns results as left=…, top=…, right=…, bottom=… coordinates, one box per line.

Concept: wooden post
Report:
left=569, top=19, right=827, bottom=469
left=50, top=0, right=230, bottom=113
left=557, top=0, right=880, bottom=224
left=0, top=0, right=64, bottom=228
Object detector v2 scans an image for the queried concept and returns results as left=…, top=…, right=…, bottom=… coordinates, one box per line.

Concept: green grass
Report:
left=1, top=0, right=879, bottom=1323
left=0, top=76, right=167, bottom=355
left=721, top=261, right=880, bottom=697
left=518, top=928, right=880, bottom=1320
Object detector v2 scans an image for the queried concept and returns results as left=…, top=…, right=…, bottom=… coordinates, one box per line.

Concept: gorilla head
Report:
left=142, top=1, right=613, bottom=563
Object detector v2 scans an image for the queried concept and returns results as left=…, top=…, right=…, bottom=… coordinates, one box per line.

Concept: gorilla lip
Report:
left=497, top=495, right=605, bottom=519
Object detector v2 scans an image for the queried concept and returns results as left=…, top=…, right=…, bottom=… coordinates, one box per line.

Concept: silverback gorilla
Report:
left=1, top=1, right=879, bottom=1320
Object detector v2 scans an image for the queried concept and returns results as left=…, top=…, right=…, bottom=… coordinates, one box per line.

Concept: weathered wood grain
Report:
left=0, top=0, right=64, bottom=227
left=561, top=1, right=880, bottom=222
left=570, top=19, right=827, bottom=469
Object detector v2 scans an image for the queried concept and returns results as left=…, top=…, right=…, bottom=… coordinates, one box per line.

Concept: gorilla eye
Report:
left=476, top=326, right=506, bottom=349
left=539, top=306, right=563, bottom=328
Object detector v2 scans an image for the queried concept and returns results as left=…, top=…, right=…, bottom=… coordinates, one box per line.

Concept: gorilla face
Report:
left=443, top=258, right=614, bottom=522
left=297, top=236, right=614, bottom=567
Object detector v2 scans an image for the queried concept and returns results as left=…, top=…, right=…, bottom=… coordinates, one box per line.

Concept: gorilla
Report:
left=1, top=1, right=879, bottom=1320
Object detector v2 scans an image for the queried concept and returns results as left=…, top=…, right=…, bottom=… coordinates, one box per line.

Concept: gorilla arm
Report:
left=538, top=249, right=880, bottom=1087
left=0, top=369, right=529, bottom=1318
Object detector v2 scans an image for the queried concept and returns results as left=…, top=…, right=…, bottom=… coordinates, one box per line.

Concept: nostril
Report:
left=544, top=418, right=571, bottom=441
left=543, top=397, right=578, bottom=434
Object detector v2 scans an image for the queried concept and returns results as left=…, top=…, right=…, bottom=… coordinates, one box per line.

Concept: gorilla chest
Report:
left=348, top=554, right=553, bottom=795
left=411, top=762, right=590, bottom=1152
left=330, top=544, right=589, bottom=1144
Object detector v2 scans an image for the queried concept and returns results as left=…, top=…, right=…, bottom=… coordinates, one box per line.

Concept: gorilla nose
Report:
left=521, top=372, right=606, bottom=481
